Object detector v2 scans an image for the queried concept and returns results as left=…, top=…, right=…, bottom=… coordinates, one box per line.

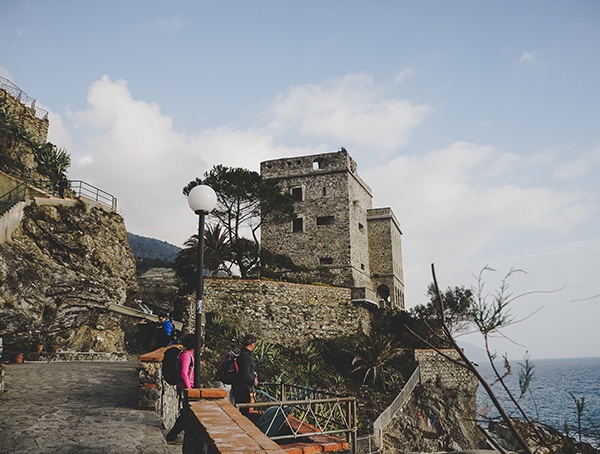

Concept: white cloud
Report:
left=518, top=50, right=538, bottom=66
left=364, top=141, right=595, bottom=303
left=553, top=145, right=600, bottom=180
left=47, top=73, right=600, bottom=359
left=46, top=112, right=73, bottom=151
left=62, top=76, right=325, bottom=246
left=267, top=74, right=432, bottom=157
left=394, top=68, right=414, bottom=84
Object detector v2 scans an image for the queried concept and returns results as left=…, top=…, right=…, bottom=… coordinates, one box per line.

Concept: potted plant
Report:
left=47, top=338, right=59, bottom=353
left=10, top=339, right=27, bottom=363
left=32, top=333, right=45, bottom=353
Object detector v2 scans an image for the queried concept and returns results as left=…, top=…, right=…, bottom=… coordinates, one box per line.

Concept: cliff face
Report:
left=379, top=350, right=486, bottom=453
left=382, top=383, right=484, bottom=453
left=0, top=200, right=137, bottom=352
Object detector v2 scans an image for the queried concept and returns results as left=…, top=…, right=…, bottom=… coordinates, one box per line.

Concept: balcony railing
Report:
left=0, top=182, right=28, bottom=216
left=0, top=76, right=49, bottom=120
left=236, top=383, right=357, bottom=451
left=68, top=180, right=117, bottom=211
left=0, top=178, right=117, bottom=216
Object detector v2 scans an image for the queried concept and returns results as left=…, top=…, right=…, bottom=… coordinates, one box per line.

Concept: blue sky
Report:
left=2, top=1, right=599, bottom=360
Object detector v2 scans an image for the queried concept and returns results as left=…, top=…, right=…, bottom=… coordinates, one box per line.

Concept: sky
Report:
left=1, top=1, right=599, bottom=360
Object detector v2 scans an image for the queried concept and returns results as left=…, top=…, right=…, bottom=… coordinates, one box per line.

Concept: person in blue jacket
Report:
left=153, top=313, right=174, bottom=349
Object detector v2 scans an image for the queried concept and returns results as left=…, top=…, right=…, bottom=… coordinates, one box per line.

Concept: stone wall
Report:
left=367, top=207, right=405, bottom=309
left=1, top=87, right=49, bottom=144
left=260, top=150, right=404, bottom=309
left=415, top=349, right=476, bottom=390
left=260, top=150, right=373, bottom=290
left=1, top=86, right=49, bottom=182
left=138, top=347, right=180, bottom=429
left=198, top=279, right=371, bottom=347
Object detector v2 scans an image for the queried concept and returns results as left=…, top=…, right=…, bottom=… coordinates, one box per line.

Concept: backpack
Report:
left=162, top=346, right=184, bottom=385
left=217, top=348, right=240, bottom=385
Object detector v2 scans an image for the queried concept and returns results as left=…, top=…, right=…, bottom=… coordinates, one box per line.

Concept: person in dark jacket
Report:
left=231, top=334, right=258, bottom=416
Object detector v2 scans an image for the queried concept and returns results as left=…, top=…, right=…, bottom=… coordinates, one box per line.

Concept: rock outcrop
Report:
left=381, top=383, right=485, bottom=453
left=0, top=199, right=137, bottom=353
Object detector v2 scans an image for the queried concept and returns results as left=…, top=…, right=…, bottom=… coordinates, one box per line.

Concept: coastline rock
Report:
left=0, top=200, right=137, bottom=353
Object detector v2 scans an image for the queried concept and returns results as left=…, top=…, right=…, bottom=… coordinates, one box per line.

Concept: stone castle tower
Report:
left=260, top=150, right=404, bottom=309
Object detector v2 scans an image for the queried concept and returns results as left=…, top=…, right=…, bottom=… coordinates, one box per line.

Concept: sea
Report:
left=476, top=356, right=600, bottom=447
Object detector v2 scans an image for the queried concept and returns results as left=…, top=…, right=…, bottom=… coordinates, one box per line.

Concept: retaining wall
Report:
left=193, top=279, right=372, bottom=347
left=138, top=347, right=179, bottom=429
left=415, top=349, right=476, bottom=389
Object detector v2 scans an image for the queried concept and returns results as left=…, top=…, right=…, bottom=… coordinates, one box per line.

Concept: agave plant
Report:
left=253, top=340, right=280, bottom=368
left=349, top=331, right=404, bottom=389
left=35, top=143, right=71, bottom=180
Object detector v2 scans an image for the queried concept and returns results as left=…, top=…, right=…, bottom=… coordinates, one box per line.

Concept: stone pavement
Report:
left=0, top=361, right=181, bottom=454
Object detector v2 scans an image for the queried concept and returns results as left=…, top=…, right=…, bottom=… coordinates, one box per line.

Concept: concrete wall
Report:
left=0, top=201, right=26, bottom=243
left=199, top=279, right=372, bottom=346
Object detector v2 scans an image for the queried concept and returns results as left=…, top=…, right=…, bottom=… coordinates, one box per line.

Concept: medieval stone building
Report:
left=260, top=149, right=405, bottom=309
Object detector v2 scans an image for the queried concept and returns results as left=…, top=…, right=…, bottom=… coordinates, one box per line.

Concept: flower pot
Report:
left=34, top=344, right=44, bottom=353
left=47, top=344, right=59, bottom=353
left=12, top=353, right=24, bottom=364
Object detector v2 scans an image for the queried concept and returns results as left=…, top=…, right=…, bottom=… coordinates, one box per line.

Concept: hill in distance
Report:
left=127, top=233, right=181, bottom=268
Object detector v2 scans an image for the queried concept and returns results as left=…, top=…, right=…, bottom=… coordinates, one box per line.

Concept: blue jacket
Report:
left=154, top=319, right=174, bottom=348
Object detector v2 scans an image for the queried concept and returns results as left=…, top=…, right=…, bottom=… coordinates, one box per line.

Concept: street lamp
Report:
left=187, top=184, right=217, bottom=388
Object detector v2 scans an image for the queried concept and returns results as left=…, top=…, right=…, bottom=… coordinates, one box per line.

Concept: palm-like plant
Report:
left=35, top=143, right=71, bottom=180
left=173, top=224, right=233, bottom=292
left=204, top=224, right=233, bottom=273
left=350, top=331, right=404, bottom=389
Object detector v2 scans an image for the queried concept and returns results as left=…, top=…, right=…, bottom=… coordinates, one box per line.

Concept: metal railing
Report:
left=0, top=182, right=28, bottom=216
left=373, top=365, right=420, bottom=433
left=67, top=180, right=117, bottom=211
left=355, top=433, right=382, bottom=454
left=0, top=178, right=117, bottom=214
left=0, top=76, right=49, bottom=120
left=368, top=365, right=421, bottom=452
left=237, top=383, right=357, bottom=450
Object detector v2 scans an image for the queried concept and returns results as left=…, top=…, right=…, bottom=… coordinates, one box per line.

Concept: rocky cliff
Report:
left=0, top=199, right=138, bottom=353
left=382, top=382, right=484, bottom=452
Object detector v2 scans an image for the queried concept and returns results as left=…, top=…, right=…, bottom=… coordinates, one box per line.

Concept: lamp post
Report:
left=187, top=184, right=217, bottom=388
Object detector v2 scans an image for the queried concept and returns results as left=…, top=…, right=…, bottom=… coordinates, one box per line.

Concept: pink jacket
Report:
left=179, top=350, right=194, bottom=389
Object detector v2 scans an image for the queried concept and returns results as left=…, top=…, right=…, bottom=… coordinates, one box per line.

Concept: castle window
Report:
left=313, top=160, right=321, bottom=170
left=320, top=257, right=333, bottom=265
left=316, top=216, right=335, bottom=226
left=358, top=222, right=364, bottom=230
left=322, top=187, right=326, bottom=197
left=361, top=263, right=365, bottom=270
left=291, top=186, right=303, bottom=201
left=292, top=217, right=304, bottom=232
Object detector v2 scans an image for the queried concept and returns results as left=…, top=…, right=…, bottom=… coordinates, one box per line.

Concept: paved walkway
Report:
left=0, top=361, right=180, bottom=454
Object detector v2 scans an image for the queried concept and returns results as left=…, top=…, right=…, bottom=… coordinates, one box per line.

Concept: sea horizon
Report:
left=477, top=356, right=599, bottom=447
